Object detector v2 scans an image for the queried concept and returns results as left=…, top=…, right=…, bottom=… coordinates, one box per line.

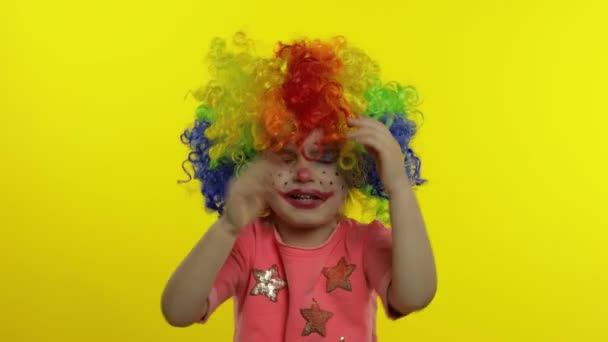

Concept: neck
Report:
left=270, top=214, right=343, bottom=248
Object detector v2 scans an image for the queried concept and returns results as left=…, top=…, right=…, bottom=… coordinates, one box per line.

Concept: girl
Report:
left=162, top=32, right=436, bottom=341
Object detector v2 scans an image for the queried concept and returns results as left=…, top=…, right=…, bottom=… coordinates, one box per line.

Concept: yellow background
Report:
left=1, top=0, right=607, bottom=341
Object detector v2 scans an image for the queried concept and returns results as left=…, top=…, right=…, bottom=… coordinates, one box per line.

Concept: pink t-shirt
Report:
left=198, top=217, right=405, bottom=341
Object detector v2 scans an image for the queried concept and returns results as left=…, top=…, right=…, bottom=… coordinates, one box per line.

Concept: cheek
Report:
left=270, top=168, right=292, bottom=189
left=318, top=168, right=347, bottom=192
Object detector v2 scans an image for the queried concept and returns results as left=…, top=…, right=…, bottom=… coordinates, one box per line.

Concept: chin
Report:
left=287, top=213, right=331, bottom=228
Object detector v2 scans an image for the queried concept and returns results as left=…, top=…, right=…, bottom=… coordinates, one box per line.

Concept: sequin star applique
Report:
left=249, top=264, right=286, bottom=302
left=322, top=256, right=356, bottom=292
left=300, top=298, right=334, bottom=337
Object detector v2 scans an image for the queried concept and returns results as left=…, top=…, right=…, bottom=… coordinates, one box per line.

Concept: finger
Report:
left=232, top=184, right=266, bottom=203
left=359, top=116, right=390, bottom=130
left=347, top=116, right=389, bottom=131
left=347, top=133, right=387, bottom=154
left=239, top=159, right=270, bottom=180
left=230, top=170, right=266, bottom=194
left=347, top=130, right=390, bottom=149
left=260, top=149, right=282, bottom=165
left=243, top=168, right=275, bottom=195
left=229, top=157, right=276, bottom=198
left=346, top=116, right=368, bottom=128
left=241, top=169, right=271, bottom=188
left=345, top=125, right=377, bottom=141
left=347, top=121, right=392, bottom=142
left=347, top=124, right=398, bottom=147
left=258, top=172, right=274, bottom=193
left=346, top=125, right=377, bottom=138
left=349, top=130, right=397, bottom=156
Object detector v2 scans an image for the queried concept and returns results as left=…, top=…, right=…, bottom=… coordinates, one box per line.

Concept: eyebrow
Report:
left=278, top=147, right=297, bottom=153
left=322, top=144, right=340, bottom=151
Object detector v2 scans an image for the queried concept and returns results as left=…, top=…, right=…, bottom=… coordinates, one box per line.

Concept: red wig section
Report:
left=261, top=39, right=355, bottom=151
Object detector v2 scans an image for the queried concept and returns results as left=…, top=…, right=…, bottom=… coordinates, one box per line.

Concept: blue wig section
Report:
left=362, top=113, right=428, bottom=198
left=179, top=119, right=235, bottom=215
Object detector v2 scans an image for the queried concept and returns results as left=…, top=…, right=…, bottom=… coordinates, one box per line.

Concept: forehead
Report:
left=303, top=129, right=323, bottom=144
left=281, top=129, right=341, bottom=151
left=279, top=142, right=340, bottom=154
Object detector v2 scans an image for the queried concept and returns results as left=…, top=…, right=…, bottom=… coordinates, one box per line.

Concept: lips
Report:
left=279, top=189, right=334, bottom=209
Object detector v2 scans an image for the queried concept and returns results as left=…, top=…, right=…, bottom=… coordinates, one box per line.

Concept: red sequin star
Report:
left=322, top=256, right=356, bottom=292
left=300, top=298, right=333, bottom=337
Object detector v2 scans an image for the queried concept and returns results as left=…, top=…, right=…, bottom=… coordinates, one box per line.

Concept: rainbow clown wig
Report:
left=179, top=32, right=428, bottom=224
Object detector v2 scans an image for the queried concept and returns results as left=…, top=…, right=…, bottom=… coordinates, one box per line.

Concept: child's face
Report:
left=265, top=129, right=348, bottom=228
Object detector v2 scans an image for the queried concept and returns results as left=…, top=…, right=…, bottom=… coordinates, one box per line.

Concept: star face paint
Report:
left=266, top=129, right=348, bottom=228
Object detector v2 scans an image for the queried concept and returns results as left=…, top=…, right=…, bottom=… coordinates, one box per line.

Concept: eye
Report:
left=318, top=150, right=338, bottom=163
left=278, top=152, right=296, bottom=163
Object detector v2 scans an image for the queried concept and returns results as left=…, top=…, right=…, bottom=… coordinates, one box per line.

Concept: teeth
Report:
left=291, top=194, right=319, bottom=200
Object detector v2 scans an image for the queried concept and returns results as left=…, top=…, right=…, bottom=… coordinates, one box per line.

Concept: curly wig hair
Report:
left=179, top=32, right=427, bottom=224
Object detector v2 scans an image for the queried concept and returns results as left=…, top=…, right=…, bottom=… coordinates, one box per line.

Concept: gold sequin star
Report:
left=322, top=256, right=356, bottom=292
left=300, top=298, right=333, bottom=337
left=250, top=264, right=286, bottom=302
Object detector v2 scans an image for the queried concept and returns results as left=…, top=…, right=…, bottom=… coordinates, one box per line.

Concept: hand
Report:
left=346, top=116, right=410, bottom=194
left=222, top=157, right=274, bottom=235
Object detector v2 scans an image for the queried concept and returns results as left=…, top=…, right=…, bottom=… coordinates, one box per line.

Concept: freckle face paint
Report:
left=269, top=141, right=346, bottom=211
left=273, top=166, right=341, bottom=210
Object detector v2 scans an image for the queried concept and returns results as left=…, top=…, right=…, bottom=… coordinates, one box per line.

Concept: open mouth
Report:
left=279, top=189, right=334, bottom=209
left=289, top=193, right=321, bottom=200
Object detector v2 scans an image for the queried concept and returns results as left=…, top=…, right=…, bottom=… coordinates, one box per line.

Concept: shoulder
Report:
left=342, top=218, right=392, bottom=254
left=345, top=218, right=393, bottom=263
left=340, top=217, right=390, bottom=247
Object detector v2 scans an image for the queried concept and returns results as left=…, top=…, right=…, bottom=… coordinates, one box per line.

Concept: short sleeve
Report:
left=363, top=220, right=406, bottom=320
left=197, top=223, right=254, bottom=324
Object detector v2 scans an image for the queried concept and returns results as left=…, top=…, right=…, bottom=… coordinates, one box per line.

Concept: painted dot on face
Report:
left=330, top=181, right=333, bottom=185
left=335, top=172, right=339, bottom=176
left=320, top=181, right=323, bottom=185
left=322, top=171, right=326, bottom=174
left=278, top=173, right=282, bottom=177
left=284, top=181, right=288, bottom=186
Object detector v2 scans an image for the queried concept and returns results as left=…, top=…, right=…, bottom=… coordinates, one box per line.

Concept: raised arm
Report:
left=161, top=218, right=238, bottom=327
left=346, top=116, right=437, bottom=314
left=387, top=180, right=436, bottom=314
left=162, top=158, right=273, bottom=327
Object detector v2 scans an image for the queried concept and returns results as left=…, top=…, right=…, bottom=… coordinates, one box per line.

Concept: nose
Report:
left=295, top=167, right=314, bottom=183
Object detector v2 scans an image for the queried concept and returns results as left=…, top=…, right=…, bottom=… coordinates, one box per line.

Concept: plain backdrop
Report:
left=1, top=0, right=607, bottom=341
